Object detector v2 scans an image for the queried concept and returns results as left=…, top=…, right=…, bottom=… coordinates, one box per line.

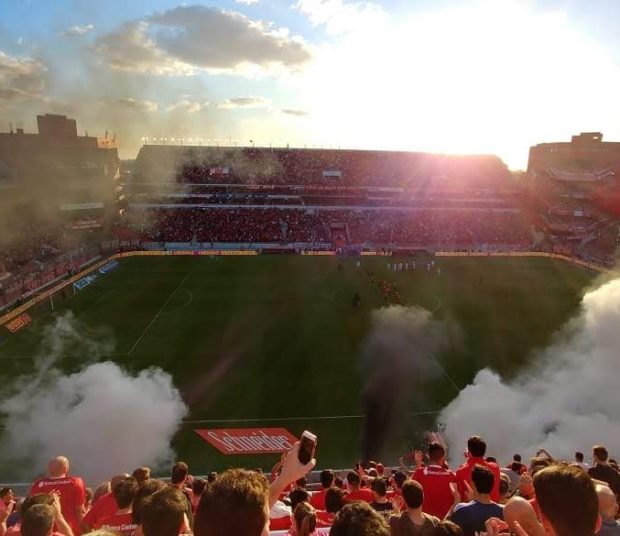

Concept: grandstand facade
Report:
left=528, top=132, right=620, bottom=263
left=126, top=145, right=530, bottom=251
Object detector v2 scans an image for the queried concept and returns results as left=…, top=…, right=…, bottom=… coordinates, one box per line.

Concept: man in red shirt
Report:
left=30, top=456, right=86, bottom=536
left=81, top=474, right=129, bottom=533
left=345, top=472, right=374, bottom=503
left=412, top=442, right=457, bottom=519
left=99, top=477, right=139, bottom=536
left=455, top=436, right=501, bottom=503
left=310, top=470, right=334, bottom=511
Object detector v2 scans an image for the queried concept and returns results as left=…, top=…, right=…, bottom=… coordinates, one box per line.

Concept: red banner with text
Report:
left=195, top=428, right=298, bottom=455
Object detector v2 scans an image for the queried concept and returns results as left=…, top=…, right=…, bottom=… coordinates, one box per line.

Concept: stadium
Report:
left=1, top=1, right=620, bottom=533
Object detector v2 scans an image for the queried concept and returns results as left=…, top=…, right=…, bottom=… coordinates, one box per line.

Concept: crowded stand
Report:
left=2, top=436, right=619, bottom=536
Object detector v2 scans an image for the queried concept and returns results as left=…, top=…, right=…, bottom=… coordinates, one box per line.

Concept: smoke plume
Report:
left=360, top=305, right=458, bottom=463
left=0, top=313, right=188, bottom=484
left=439, top=277, right=620, bottom=464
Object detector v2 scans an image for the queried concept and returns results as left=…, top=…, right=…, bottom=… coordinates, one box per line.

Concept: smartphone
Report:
left=298, top=430, right=317, bottom=464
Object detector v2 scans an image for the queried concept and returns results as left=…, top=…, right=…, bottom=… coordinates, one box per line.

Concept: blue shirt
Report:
left=448, top=500, right=503, bottom=536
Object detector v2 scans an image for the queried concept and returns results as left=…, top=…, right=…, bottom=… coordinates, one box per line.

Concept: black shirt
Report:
left=589, top=464, right=620, bottom=496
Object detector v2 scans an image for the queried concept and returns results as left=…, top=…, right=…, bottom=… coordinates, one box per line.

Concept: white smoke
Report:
left=439, top=277, right=620, bottom=465
left=0, top=313, right=188, bottom=484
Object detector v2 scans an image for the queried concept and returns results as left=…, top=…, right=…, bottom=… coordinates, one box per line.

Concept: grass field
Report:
left=0, top=255, right=597, bottom=476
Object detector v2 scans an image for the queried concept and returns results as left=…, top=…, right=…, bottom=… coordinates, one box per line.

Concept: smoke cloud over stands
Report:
left=0, top=313, right=188, bottom=484
left=439, top=277, right=620, bottom=464
left=360, top=305, right=458, bottom=463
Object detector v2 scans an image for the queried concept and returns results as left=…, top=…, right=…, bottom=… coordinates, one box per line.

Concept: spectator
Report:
left=390, top=471, right=408, bottom=512
left=320, top=488, right=346, bottom=526
left=91, top=483, right=111, bottom=506
left=132, top=468, right=151, bottom=488
left=207, top=473, right=218, bottom=485
left=170, top=462, right=193, bottom=531
left=191, top=479, right=207, bottom=512
left=330, top=502, right=390, bottom=536
left=141, top=487, right=188, bottom=536
left=448, top=465, right=503, bottom=536
left=82, top=474, right=129, bottom=532
left=195, top=442, right=314, bottom=536
left=455, top=437, right=501, bottom=502
left=99, top=477, right=139, bottom=536
left=575, top=452, right=589, bottom=472
left=30, top=457, right=85, bottom=536
left=389, top=479, right=440, bottom=536
left=7, top=493, right=74, bottom=536
left=502, top=496, right=545, bottom=536
left=596, top=484, right=620, bottom=536
left=534, top=464, right=599, bottom=536
left=288, top=501, right=325, bottom=536
left=310, top=470, right=334, bottom=511
left=0, top=489, right=15, bottom=517
left=370, top=478, right=394, bottom=515
left=498, top=474, right=512, bottom=505
left=345, top=472, right=374, bottom=503
left=132, top=479, right=167, bottom=527
left=21, top=504, right=55, bottom=536
left=588, top=446, right=620, bottom=496
left=289, top=488, right=311, bottom=511
left=412, top=443, right=457, bottom=519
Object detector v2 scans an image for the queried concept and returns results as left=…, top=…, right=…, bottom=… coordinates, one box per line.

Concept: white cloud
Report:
left=0, top=50, right=47, bottom=102
left=63, top=24, right=94, bottom=36
left=220, top=96, right=271, bottom=109
left=117, top=97, right=158, bottom=112
left=95, top=5, right=311, bottom=76
left=236, top=0, right=259, bottom=4
left=166, top=99, right=203, bottom=113
left=282, top=108, right=308, bottom=116
left=295, top=0, right=385, bottom=35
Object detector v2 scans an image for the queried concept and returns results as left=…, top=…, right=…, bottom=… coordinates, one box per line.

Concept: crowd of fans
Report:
left=0, top=225, right=64, bottom=273
left=2, top=437, right=620, bottom=536
left=136, top=207, right=531, bottom=248
left=135, top=146, right=511, bottom=190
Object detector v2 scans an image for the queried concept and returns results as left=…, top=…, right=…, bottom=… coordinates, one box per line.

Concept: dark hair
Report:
left=499, top=475, right=510, bottom=496
left=428, top=442, right=446, bottom=463
left=21, top=504, right=55, bottom=536
left=0, top=488, right=13, bottom=499
left=393, top=471, right=407, bottom=490
left=467, top=436, right=487, bottom=458
left=192, top=478, right=207, bottom=498
left=325, top=487, right=346, bottom=514
left=293, top=502, right=316, bottom=536
left=370, top=477, right=387, bottom=497
left=114, top=477, right=139, bottom=509
left=575, top=452, right=584, bottom=462
left=530, top=457, right=552, bottom=476
left=485, top=457, right=497, bottom=464
left=347, top=471, right=361, bottom=487
left=295, top=477, right=307, bottom=488
left=132, top=479, right=167, bottom=524
left=593, top=445, right=609, bottom=462
left=471, top=465, right=494, bottom=495
left=207, top=472, right=218, bottom=484
left=20, top=494, right=54, bottom=517
left=330, top=502, right=390, bottom=536
left=195, top=468, right=269, bottom=536
left=513, top=454, right=522, bottom=462
left=335, top=476, right=345, bottom=489
left=320, top=469, right=335, bottom=489
left=402, top=479, right=424, bottom=509
left=132, top=467, right=151, bottom=486
left=288, top=488, right=310, bottom=510
left=510, top=462, right=523, bottom=472
left=170, top=461, right=189, bottom=485
left=534, top=465, right=598, bottom=536
left=141, top=487, right=187, bottom=536
left=431, top=520, right=465, bottom=536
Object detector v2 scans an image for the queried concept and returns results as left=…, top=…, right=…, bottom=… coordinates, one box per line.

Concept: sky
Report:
left=1, top=0, right=619, bottom=169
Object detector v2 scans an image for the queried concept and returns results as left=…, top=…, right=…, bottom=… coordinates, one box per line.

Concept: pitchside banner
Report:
left=195, top=428, right=298, bottom=455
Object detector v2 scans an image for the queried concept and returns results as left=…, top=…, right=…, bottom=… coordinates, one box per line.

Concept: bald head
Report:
left=48, top=457, right=69, bottom=478
left=504, top=497, right=545, bottom=536
left=596, top=484, right=618, bottom=521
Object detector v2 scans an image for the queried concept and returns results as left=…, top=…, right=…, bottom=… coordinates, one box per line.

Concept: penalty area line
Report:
left=127, top=271, right=191, bottom=356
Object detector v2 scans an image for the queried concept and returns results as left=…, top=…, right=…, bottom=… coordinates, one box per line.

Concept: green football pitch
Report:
left=0, top=255, right=597, bottom=475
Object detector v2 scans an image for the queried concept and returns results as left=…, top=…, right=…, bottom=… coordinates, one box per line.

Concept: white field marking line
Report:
left=127, top=271, right=191, bottom=356
left=182, top=411, right=441, bottom=424
left=159, top=289, right=194, bottom=317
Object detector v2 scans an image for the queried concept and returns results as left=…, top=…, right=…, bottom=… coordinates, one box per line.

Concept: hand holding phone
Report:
left=298, top=430, right=317, bottom=465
